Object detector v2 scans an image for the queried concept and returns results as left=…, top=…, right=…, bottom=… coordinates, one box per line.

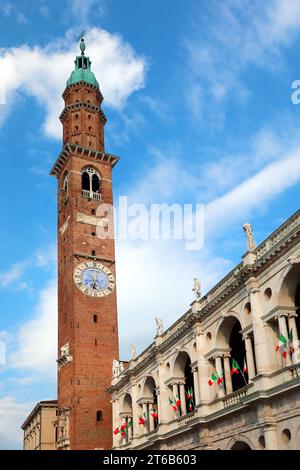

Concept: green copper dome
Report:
left=66, top=38, right=99, bottom=89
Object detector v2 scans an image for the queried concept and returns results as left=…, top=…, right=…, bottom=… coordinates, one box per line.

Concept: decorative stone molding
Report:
left=57, top=343, right=73, bottom=368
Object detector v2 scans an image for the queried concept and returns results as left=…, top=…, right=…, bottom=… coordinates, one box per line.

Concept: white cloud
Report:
left=10, top=279, right=57, bottom=375
left=68, top=0, right=106, bottom=24
left=0, top=28, right=146, bottom=138
left=0, top=261, right=27, bottom=288
left=0, top=396, right=32, bottom=450
left=206, top=147, right=300, bottom=234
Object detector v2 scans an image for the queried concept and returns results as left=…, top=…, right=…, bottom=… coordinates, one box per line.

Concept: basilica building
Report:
left=110, top=211, right=300, bottom=450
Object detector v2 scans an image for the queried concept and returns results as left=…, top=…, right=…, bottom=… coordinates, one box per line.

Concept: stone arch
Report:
left=143, top=376, right=157, bottom=397
left=173, top=351, right=195, bottom=414
left=278, top=262, right=300, bottom=307
left=216, top=316, right=247, bottom=392
left=227, top=435, right=254, bottom=450
left=122, top=393, right=132, bottom=414
left=214, top=311, right=242, bottom=348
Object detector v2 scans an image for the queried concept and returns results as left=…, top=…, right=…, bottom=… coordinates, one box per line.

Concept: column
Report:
left=263, top=424, right=279, bottom=450
left=179, top=383, right=187, bottom=415
left=191, top=367, right=200, bottom=405
left=149, top=403, right=155, bottom=432
left=215, top=356, right=225, bottom=397
left=172, top=383, right=179, bottom=404
left=249, top=285, right=276, bottom=373
left=278, top=315, right=292, bottom=366
left=244, top=335, right=256, bottom=380
left=112, top=400, right=118, bottom=447
left=130, top=383, right=140, bottom=438
left=223, top=356, right=233, bottom=395
left=127, top=415, right=133, bottom=440
left=142, top=403, right=148, bottom=433
left=288, top=315, right=300, bottom=364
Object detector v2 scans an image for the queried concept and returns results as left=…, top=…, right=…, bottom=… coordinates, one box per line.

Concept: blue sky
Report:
left=1, top=0, right=300, bottom=449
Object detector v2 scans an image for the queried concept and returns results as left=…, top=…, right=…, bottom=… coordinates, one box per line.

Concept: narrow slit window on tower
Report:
left=96, top=410, right=103, bottom=422
left=92, top=250, right=96, bottom=257
left=91, top=209, right=96, bottom=215
left=93, top=314, right=98, bottom=323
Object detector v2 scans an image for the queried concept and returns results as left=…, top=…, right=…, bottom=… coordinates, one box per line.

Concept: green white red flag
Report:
left=169, top=397, right=179, bottom=412
left=208, top=372, right=218, bottom=386
left=231, top=358, right=240, bottom=375
left=276, top=334, right=287, bottom=358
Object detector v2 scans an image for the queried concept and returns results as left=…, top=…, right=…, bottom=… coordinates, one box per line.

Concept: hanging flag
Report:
left=169, top=397, right=178, bottom=412
left=243, top=358, right=248, bottom=374
left=138, top=413, right=146, bottom=426
left=175, top=395, right=181, bottom=408
left=151, top=410, right=158, bottom=420
left=186, top=387, right=193, bottom=400
left=289, top=329, right=295, bottom=354
left=208, top=372, right=218, bottom=386
left=231, top=358, right=240, bottom=375
left=276, top=334, right=287, bottom=358
left=217, top=370, right=224, bottom=385
left=113, top=427, right=119, bottom=435
left=128, top=418, right=133, bottom=428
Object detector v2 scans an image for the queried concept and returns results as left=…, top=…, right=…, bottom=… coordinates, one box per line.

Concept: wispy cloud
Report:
left=0, top=261, right=27, bottom=288
left=184, top=0, right=300, bottom=124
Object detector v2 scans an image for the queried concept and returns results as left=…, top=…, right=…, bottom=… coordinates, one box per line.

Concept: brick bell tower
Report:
left=50, top=37, right=119, bottom=450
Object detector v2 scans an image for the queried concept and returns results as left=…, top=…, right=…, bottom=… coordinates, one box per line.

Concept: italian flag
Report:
left=289, top=330, right=295, bottom=354
left=151, top=411, right=158, bottom=420
left=121, top=422, right=127, bottom=436
left=138, top=413, right=146, bottom=426
left=128, top=418, right=133, bottom=428
left=186, top=387, right=193, bottom=400
left=175, top=395, right=181, bottom=408
left=113, top=427, right=120, bottom=435
left=276, top=334, right=287, bottom=358
left=217, top=370, right=224, bottom=385
left=231, top=358, right=240, bottom=375
left=208, top=372, right=218, bottom=386
left=169, top=397, right=178, bottom=412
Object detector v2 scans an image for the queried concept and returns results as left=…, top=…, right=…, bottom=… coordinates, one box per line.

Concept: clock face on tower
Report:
left=73, top=261, right=115, bottom=297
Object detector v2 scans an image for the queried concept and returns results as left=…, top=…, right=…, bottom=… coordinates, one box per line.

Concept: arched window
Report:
left=81, top=167, right=101, bottom=199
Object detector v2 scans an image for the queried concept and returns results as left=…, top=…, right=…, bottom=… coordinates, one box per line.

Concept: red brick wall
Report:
left=56, top=84, right=119, bottom=450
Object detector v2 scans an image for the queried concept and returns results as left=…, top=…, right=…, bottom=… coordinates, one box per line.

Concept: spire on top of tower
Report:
left=65, top=32, right=99, bottom=90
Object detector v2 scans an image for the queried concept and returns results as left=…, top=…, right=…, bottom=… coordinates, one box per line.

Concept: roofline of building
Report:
left=50, top=142, right=120, bottom=177
left=21, top=400, right=58, bottom=430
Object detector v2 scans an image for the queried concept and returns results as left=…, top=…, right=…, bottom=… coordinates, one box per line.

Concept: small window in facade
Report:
left=96, top=410, right=103, bottom=422
left=92, top=250, right=96, bottom=257
left=91, top=209, right=96, bottom=215
left=93, top=314, right=98, bottom=323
